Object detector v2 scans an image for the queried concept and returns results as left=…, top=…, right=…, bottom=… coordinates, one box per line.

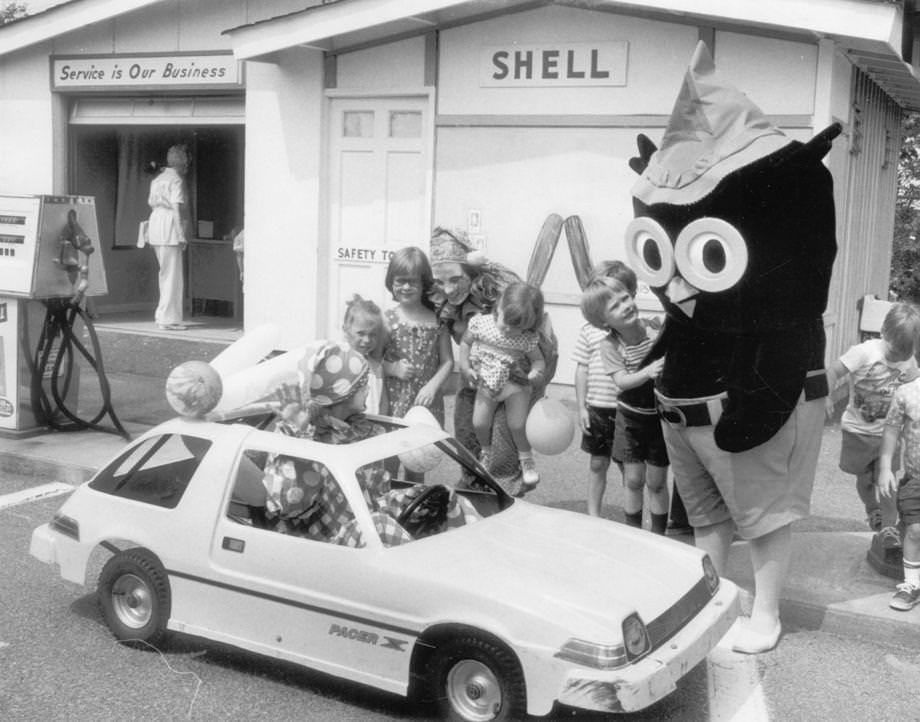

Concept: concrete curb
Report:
left=727, top=531, right=920, bottom=650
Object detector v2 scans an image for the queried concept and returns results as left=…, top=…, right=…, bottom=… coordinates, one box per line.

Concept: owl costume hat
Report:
left=623, top=41, right=840, bottom=453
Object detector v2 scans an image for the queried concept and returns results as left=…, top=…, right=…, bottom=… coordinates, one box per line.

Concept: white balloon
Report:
left=399, top=444, right=444, bottom=473
left=399, top=406, right=445, bottom=472
left=526, top=398, right=575, bottom=455
left=403, top=405, right=442, bottom=429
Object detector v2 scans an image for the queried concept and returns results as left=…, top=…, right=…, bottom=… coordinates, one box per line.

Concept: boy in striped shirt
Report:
left=573, top=262, right=635, bottom=516
left=582, top=270, right=670, bottom=534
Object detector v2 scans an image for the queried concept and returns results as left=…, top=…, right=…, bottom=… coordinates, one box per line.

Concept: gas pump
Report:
left=0, top=194, right=127, bottom=438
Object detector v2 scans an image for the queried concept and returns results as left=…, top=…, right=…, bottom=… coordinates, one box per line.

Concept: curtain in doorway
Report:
left=113, top=131, right=155, bottom=248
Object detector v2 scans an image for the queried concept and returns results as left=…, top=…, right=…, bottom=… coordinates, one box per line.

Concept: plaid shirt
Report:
left=261, top=412, right=478, bottom=547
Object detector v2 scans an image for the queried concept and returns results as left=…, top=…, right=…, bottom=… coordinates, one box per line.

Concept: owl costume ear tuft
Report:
left=629, top=134, right=657, bottom=175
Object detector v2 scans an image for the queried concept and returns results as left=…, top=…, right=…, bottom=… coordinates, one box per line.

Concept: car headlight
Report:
left=702, top=554, right=720, bottom=595
left=622, top=613, right=650, bottom=661
left=555, top=614, right=650, bottom=670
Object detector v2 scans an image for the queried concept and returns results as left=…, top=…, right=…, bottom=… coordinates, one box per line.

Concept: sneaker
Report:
left=890, top=582, right=920, bottom=611
left=520, top=456, right=540, bottom=490
left=879, top=526, right=902, bottom=549
left=866, top=508, right=882, bottom=532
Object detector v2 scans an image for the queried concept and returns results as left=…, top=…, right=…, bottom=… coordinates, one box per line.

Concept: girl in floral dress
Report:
left=383, top=247, right=453, bottom=426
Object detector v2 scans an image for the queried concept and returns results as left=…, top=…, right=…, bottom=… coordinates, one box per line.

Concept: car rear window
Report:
left=89, top=434, right=212, bottom=509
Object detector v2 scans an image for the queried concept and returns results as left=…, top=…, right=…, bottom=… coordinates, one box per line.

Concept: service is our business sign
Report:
left=51, top=53, right=243, bottom=92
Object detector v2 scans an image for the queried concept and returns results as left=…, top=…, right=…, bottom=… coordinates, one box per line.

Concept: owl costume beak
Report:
left=666, top=276, right=698, bottom=316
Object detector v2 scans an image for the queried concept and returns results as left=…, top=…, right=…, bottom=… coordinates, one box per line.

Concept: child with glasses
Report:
left=382, top=246, right=454, bottom=426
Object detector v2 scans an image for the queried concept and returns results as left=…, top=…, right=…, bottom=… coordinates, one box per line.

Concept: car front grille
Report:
left=645, top=576, right=713, bottom=650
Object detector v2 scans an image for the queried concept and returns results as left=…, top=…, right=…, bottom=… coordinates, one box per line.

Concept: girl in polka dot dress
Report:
left=382, top=247, right=454, bottom=425
left=459, top=282, right=547, bottom=489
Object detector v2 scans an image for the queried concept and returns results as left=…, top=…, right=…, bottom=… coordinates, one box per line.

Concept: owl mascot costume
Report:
left=622, top=42, right=840, bottom=653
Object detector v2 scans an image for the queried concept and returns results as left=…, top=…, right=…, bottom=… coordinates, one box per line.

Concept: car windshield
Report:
left=353, top=437, right=514, bottom=546
left=89, top=433, right=212, bottom=509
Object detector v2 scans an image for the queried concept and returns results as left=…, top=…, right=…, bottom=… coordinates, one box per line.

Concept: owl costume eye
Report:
left=625, top=216, right=748, bottom=294
left=673, top=218, right=748, bottom=293
left=624, top=217, right=674, bottom=287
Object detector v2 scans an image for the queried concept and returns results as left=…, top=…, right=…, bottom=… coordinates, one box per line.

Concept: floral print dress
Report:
left=384, top=307, right=445, bottom=424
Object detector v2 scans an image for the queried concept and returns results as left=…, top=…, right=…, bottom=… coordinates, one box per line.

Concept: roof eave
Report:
left=0, top=0, right=163, bottom=57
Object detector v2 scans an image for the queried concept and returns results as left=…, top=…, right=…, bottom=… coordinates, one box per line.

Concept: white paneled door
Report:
left=327, top=96, right=431, bottom=336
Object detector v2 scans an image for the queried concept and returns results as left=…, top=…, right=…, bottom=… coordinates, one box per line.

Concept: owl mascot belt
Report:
left=618, top=42, right=840, bottom=537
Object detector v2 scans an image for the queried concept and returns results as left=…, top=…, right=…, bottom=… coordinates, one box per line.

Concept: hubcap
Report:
left=111, top=573, right=153, bottom=629
left=447, top=659, right=502, bottom=721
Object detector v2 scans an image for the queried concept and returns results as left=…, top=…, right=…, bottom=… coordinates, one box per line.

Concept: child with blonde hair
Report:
left=459, top=282, right=546, bottom=489
left=342, top=295, right=388, bottom=415
left=582, top=274, right=669, bottom=533
left=573, top=261, right=635, bottom=516
left=828, top=301, right=920, bottom=546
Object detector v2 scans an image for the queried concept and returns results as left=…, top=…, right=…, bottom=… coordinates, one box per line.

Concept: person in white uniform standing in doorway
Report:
left=147, top=144, right=189, bottom=330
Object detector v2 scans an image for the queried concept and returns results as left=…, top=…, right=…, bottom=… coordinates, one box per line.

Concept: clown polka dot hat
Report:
left=300, top=341, right=369, bottom=406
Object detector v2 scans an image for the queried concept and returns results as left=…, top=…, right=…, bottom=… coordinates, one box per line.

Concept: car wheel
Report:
left=428, top=635, right=526, bottom=722
left=98, top=548, right=171, bottom=646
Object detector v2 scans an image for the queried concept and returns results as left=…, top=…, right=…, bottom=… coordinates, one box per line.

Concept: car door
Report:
left=190, top=433, right=418, bottom=695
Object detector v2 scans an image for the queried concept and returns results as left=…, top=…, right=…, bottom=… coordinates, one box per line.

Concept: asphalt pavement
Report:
left=5, top=368, right=920, bottom=651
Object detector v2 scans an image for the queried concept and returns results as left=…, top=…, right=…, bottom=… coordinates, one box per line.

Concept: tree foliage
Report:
left=892, top=113, right=920, bottom=302
left=0, top=2, right=26, bottom=24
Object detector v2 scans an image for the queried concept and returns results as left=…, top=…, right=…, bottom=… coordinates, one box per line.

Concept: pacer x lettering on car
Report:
left=328, top=623, right=407, bottom=652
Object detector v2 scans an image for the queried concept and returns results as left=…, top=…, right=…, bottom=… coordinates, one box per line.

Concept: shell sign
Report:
left=480, top=42, right=628, bottom=87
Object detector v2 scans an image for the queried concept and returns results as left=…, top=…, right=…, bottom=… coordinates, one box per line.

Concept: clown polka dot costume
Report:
left=301, top=342, right=369, bottom=407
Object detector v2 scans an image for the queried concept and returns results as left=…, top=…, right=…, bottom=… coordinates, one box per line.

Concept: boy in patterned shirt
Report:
left=827, top=302, right=920, bottom=546
left=880, top=372, right=920, bottom=610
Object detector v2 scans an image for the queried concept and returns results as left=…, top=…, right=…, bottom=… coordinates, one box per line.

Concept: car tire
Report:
left=97, top=548, right=171, bottom=646
left=427, top=635, right=526, bottom=722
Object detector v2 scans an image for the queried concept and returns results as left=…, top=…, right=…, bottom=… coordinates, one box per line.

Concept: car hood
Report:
left=389, top=502, right=710, bottom=640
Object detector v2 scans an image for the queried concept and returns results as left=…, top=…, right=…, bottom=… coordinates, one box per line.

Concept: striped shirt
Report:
left=600, top=320, right=659, bottom=413
left=572, top=324, right=620, bottom=408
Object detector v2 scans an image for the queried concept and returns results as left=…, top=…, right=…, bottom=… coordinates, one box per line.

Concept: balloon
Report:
left=212, top=341, right=323, bottom=414
left=209, top=324, right=281, bottom=378
left=403, top=405, right=442, bottom=429
left=526, top=398, right=575, bottom=455
left=399, top=444, right=445, bottom=473
left=398, top=405, right=445, bottom=472
left=165, top=361, right=223, bottom=418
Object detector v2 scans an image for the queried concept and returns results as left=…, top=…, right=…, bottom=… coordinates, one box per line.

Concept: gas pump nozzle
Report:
left=55, top=209, right=95, bottom=303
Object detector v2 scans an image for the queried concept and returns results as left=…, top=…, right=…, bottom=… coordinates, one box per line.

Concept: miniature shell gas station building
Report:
left=0, top=0, right=919, bottom=385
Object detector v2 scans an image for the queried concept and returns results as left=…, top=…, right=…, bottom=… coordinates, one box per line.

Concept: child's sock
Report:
left=650, top=512, right=668, bottom=535
left=904, top=557, right=920, bottom=587
left=624, top=510, right=643, bottom=528
left=479, top=445, right=492, bottom=469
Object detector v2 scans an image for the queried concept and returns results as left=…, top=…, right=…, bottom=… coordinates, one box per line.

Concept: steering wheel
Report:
left=396, top=484, right=451, bottom=538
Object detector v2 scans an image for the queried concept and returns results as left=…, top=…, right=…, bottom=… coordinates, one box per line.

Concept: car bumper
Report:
left=556, top=579, right=739, bottom=714
left=30, top=523, right=87, bottom=586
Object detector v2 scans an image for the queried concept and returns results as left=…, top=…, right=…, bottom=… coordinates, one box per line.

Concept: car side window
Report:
left=89, top=434, right=211, bottom=509
left=227, top=448, right=363, bottom=546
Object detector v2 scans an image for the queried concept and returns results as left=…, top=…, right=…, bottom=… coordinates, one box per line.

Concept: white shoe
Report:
left=520, top=456, right=539, bottom=490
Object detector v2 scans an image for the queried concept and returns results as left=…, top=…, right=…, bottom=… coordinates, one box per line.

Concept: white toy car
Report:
left=30, top=414, right=738, bottom=720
